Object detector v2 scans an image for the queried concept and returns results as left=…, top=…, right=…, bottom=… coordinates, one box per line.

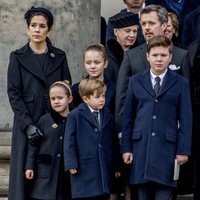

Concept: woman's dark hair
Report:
left=24, top=6, right=54, bottom=30
left=24, top=6, right=53, bottom=44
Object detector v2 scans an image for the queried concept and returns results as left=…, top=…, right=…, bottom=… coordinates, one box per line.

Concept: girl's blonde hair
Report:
left=83, top=44, right=108, bottom=62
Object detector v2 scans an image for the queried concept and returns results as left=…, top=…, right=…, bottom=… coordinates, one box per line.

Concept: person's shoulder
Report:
left=37, top=113, right=52, bottom=127
left=188, top=38, right=200, bottom=52
left=48, top=44, right=65, bottom=55
left=172, top=45, right=187, bottom=56
left=129, top=70, right=144, bottom=82
left=168, top=69, right=189, bottom=84
left=12, top=43, right=29, bottom=55
left=108, top=9, right=128, bottom=20
left=68, top=103, right=86, bottom=116
left=39, top=113, right=51, bottom=121
left=173, top=45, right=187, bottom=53
left=102, top=106, right=114, bottom=119
left=126, top=43, right=146, bottom=55
left=72, top=82, right=80, bottom=90
left=104, top=78, right=116, bottom=89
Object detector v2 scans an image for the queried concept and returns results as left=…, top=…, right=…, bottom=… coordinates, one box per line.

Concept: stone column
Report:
left=0, top=0, right=100, bottom=130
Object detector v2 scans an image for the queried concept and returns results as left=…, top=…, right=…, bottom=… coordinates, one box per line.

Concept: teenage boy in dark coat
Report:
left=121, top=35, right=192, bottom=200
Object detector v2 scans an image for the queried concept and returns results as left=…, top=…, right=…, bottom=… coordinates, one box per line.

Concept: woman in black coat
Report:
left=7, top=6, right=71, bottom=200
left=104, top=12, right=140, bottom=83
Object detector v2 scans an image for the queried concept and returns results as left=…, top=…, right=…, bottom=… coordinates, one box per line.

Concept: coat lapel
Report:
left=158, top=69, right=177, bottom=97
left=140, top=70, right=155, bottom=97
left=17, top=45, right=48, bottom=83
left=79, top=103, right=98, bottom=128
left=16, top=43, right=66, bottom=83
left=139, top=69, right=177, bottom=97
left=188, top=38, right=200, bottom=67
left=44, top=45, right=65, bottom=77
left=100, top=109, right=110, bottom=130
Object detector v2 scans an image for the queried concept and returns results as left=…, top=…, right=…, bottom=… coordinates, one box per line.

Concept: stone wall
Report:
left=0, top=0, right=100, bottom=130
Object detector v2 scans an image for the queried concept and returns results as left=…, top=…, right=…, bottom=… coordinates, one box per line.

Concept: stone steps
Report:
left=0, top=132, right=11, bottom=198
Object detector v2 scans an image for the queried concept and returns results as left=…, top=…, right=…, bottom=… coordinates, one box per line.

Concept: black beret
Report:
left=24, top=6, right=54, bottom=29
left=110, top=12, right=139, bottom=28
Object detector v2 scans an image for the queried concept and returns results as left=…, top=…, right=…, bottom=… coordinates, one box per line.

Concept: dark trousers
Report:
left=131, top=182, right=174, bottom=200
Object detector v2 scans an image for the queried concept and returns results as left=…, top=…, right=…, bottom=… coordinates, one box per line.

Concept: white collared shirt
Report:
left=87, top=105, right=100, bottom=123
left=150, top=69, right=168, bottom=89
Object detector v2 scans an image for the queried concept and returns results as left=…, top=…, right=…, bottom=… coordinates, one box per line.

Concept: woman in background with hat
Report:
left=104, top=12, right=140, bottom=200
left=7, top=6, right=71, bottom=200
left=105, top=12, right=140, bottom=83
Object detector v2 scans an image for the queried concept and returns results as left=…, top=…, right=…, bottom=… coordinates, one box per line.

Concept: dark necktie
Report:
left=92, top=111, right=99, bottom=128
left=154, top=76, right=161, bottom=95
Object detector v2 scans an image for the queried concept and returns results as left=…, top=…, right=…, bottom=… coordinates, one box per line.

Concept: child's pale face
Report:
left=84, top=50, right=108, bottom=79
left=83, top=89, right=106, bottom=110
left=50, top=86, right=72, bottom=117
left=147, top=46, right=172, bottom=75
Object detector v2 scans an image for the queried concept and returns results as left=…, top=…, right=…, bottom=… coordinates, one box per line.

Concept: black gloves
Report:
left=26, top=124, right=43, bottom=145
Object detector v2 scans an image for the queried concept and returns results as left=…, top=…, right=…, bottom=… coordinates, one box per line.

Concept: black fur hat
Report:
left=111, top=12, right=139, bottom=28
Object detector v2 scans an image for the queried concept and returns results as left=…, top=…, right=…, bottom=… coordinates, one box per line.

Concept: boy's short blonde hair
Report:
left=79, top=78, right=106, bottom=98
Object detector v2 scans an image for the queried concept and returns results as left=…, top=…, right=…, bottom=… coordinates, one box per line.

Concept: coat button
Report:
left=99, top=144, right=102, bottom=148
left=155, top=99, right=158, bottom=103
left=59, top=136, right=63, bottom=140
left=152, top=115, right=157, bottom=119
left=57, top=154, right=61, bottom=157
left=151, top=132, right=156, bottom=136
left=94, top=128, right=98, bottom=132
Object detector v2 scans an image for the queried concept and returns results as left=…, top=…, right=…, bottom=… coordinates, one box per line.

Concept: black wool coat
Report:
left=25, top=112, right=71, bottom=200
left=7, top=43, right=71, bottom=200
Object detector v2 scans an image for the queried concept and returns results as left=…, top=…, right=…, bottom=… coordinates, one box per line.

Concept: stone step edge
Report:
left=0, top=132, right=12, bottom=146
left=0, top=175, right=8, bottom=197
left=0, top=146, right=11, bottom=160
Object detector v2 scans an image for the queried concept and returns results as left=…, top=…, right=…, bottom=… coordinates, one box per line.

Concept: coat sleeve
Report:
left=64, top=113, right=78, bottom=171
left=181, top=13, right=192, bottom=48
left=181, top=51, right=190, bottom=81
left=24, top=116, right=45, bottom=169
left=115, top=51, right=132, bottom=133
left=105, top=17, right=115, bottom=45
left=61, top=52, right=72, bottom=84
left=121, top=77, right=137, bottom=153
left=177, top=79, right=192, bottom=155
left=7, top=52, right=33, bottom=130
left=70, top=83, right=82, bottom=110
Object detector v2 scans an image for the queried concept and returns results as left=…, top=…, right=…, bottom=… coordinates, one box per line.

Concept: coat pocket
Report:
left=132, top=131, right=142, bottom=140
left=35, top=154, right=52, bottom=178
left=165, top=132, right=177, bottom=143
left=75, top=157, right=96, bottom=182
